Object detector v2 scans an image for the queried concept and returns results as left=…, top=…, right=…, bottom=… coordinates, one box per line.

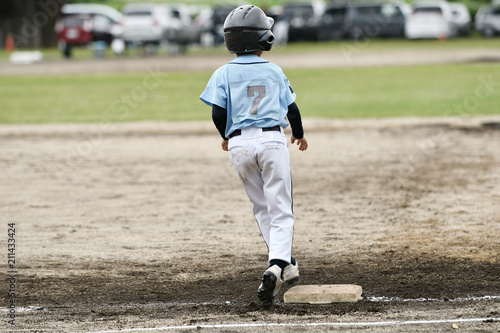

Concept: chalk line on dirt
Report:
left=365, top=295, right=500, bottom=302
left=81, top=317, right=500, bottom=333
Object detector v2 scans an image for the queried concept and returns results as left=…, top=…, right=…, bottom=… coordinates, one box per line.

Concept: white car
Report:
left=405, top=1, right=458, bottom=39
left=121, top=3, right=197, bottom=47
left=62, top=3, right=123, bottom=23
left=121, top=3, right=168, bottom=45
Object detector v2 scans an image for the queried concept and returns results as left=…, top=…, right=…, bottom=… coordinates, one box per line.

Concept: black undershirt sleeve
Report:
left=212, top=104, right=228, bottom=140
left=287, top=102, right=304, bottom=139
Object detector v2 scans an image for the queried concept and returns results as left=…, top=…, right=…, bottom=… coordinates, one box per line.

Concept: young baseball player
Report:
left=200, top=5, right=308, bottom=307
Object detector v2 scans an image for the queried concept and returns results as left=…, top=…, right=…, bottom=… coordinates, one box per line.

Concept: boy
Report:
left=200, top=5, right=308, bottom=307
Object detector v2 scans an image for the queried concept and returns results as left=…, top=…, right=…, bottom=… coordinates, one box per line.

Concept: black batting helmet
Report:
left=223, top=5, right=275, bottom=54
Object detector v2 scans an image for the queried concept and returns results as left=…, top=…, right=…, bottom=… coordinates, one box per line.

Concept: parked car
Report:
left=200, top=5, right=237, bottom=45
left=121, top=3, right=168, bottom=46
left=282, top=1, right=326, bottom=42
left=60, top=3, right=123, bottom=44
left=318, top=1, right=410, bottom=40
left=55, top=4, right=123, bottom=57
left=55, top=14, right=93, bottom=47
left=168, top=3, right=198, bottom=45
left=268, top=5, right=291, bottom=44
left=192, top=6, right=215, bottom=46
left=121, top=3, right=197, bottom=49
left=449, top=2, right=471, bottom=36
left=475, top=5, right=500, bottom=37
left=405, top=1, right=458, bottom=39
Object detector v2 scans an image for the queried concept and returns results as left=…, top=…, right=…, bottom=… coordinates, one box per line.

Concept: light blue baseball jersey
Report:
left=200, top=54, right=296, bottom=138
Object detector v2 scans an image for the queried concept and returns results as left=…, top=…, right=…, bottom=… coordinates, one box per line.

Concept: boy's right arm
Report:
left=212, top=104, right=228, bottom=141
left=212, top=104, right=229, bottom=151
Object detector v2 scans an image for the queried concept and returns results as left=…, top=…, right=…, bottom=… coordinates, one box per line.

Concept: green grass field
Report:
left=1, top=62, right=498, bottom=124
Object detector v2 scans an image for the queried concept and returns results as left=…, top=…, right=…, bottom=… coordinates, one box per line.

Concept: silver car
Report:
left=475, top=5, right=500, bottom=37
left=449, top=2, right=471, bottom=36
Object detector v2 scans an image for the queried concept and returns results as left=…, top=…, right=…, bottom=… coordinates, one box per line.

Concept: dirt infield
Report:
left=1, top=47, right=500, bottom=75
left=1, top=117, right=499, bottom=332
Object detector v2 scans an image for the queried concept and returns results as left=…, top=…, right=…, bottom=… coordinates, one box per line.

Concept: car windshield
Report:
left=126, top=11, right=152, bottom=16
left=64, top=17, right=87, bottom=27
left=413, top=7, right=442, bottom=14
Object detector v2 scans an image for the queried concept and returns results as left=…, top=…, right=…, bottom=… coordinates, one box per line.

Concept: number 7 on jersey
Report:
left=247, top=86, right=266, bottom=115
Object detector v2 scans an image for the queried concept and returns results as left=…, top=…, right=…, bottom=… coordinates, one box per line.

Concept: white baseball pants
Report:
left=228, top=127, right=294, bottom=264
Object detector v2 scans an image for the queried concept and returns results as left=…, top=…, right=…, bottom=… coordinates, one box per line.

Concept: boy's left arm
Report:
left=291, top=136, right=308, bottom=151
left=287, top=102, right=308, bottom=151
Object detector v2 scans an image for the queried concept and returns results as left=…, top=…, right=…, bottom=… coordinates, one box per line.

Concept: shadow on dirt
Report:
left=8, top=253, right=499, bottom=316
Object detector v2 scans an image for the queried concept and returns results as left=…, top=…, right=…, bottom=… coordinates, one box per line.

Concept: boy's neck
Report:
left=236, top=51, right=263, bottom=57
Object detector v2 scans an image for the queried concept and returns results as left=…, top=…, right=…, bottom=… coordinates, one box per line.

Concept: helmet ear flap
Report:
left=258, top=30, right=275, bottom=51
